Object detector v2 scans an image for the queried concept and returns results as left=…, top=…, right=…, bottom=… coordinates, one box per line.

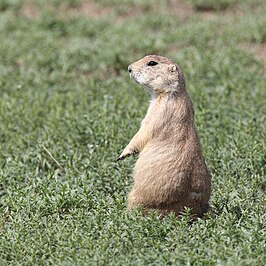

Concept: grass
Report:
left=188, top=0, right=233, bottom=11
left=0, top=0, right=265, bottom=265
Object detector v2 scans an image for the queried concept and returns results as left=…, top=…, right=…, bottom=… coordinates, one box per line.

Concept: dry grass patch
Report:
left=240, top=43, right=266, bottom=74
left=73, top=1, right=112, bottom=18
left=20, top=1, right=39, bottom=19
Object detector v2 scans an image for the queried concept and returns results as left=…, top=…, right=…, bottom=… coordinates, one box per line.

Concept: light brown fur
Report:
left=118, top=55, right=211, bottom=218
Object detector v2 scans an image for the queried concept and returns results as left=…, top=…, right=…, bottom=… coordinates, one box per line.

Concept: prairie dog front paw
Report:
left=117, top=147, right=135, bottom=161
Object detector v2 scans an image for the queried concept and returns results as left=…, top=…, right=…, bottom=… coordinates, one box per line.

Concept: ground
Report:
left=0, top=0, right=265, bottom=265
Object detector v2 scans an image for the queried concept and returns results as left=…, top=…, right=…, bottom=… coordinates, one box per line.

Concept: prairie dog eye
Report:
left=147, top=61, right=158, bottom=66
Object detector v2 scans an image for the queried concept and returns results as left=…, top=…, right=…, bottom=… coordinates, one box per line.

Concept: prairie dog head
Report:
left=128, top=55, right=185, bottom=95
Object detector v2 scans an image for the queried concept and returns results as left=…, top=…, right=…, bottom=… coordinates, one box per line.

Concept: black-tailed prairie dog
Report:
left=118, top=55, right=211, bottom=218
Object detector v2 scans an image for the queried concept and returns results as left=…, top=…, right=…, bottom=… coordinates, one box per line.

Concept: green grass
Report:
left=0, top=0, right=265, bottom=265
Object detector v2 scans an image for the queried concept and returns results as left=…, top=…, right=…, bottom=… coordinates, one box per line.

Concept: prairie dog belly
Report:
left=132, top=142, right=191, bottom=204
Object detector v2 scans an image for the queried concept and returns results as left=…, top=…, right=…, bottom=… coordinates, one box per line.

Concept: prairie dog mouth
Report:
left=130, top=73, right=141, bottom=84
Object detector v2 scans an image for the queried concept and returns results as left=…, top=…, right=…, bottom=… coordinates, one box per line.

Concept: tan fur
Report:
left=118, top=55, right=211, bottom=218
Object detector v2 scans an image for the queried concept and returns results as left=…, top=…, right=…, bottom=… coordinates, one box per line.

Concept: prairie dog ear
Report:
left=168, top=64, right=177, bottom=73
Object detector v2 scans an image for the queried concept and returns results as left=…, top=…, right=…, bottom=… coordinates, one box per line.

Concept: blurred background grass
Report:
left=0, top=0, right=265, bottom=265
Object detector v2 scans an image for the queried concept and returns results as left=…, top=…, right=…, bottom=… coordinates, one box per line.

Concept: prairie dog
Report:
left=118, top=55, right=211, bottom=218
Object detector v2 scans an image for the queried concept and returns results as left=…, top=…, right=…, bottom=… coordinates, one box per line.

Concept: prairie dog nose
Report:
left=128, top=65, right=132, bottom=73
